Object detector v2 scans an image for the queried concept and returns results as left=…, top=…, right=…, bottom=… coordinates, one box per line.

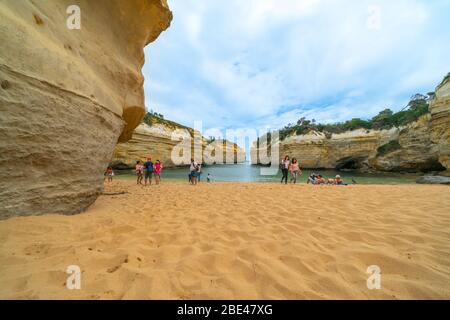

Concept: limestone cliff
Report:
left=430, top=77, right=450, bottom=173
left=0, top=0, right=172, bottom=219
left=252, top=115, right=445, bottom=173
left=253, top=75, right=450, bottom=174
left=371, top=115, right=442, bottom=172
left=112, top=119, right=246, bottom=168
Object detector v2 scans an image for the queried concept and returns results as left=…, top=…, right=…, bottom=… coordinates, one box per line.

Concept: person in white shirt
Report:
left=189, top=158, right=198, bottom=184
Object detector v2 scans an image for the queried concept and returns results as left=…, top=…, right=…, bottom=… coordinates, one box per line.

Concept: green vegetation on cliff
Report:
left=377, top=140, right=401, bottom=156
left=143, top=111, right=195, bottom=136
left=440, top=72, right=450, bottom=86
left=142, top=111, right=239, bottom=150
left=279, top=93, right=432, bottom=140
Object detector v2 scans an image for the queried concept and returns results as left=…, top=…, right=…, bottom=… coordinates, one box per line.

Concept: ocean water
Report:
left=115, top=163, right=420, bottom=185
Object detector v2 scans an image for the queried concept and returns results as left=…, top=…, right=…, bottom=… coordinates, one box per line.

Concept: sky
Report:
left=143, top=0, right=450, bottom=135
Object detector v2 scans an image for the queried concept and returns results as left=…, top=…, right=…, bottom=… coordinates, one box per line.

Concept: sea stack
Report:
left=0, top=0, right=172, bottom=219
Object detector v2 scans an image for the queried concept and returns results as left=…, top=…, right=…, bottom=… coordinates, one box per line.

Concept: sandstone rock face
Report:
left=113, top=123, right=246, bottom=168
left=370, top=115, right=443, bottom=172
left=0, top=0, right=172, bottom=219
left=280, top=128, right=397, bottom=170
left=251, top=115, right=444, bottom=173
left=430, top=78, right=450, bottom=172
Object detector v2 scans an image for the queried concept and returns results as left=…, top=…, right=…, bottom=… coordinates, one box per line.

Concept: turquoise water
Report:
left=115, top=163, right=419, bottom=184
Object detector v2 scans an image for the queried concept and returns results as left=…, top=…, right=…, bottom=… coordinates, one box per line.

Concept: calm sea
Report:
left=115, top=163, right=420, bottom=184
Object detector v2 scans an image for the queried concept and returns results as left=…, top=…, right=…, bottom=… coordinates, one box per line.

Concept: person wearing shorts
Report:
left=153, top=160, right=162, bottom=185
left=135, top=161, right=144, bottom=185
left=144, top=157, right=154, bottom=186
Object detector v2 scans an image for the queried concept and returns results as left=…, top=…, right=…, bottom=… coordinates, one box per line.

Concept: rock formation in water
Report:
left=112, top=117, right=246, bottom=168
left=0, top=0, right=172, bottom=219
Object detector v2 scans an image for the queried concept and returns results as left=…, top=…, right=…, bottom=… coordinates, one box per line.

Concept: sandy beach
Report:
left=0, top=180, right=449, bottom=299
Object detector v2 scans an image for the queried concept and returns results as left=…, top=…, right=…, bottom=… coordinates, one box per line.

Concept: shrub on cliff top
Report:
left=440, top=72, right=450, bottom=86
left=278, top=92, right=431, bottom=141
left=377, top=140, right=401, bottom=156
left=143, top=111, right=195, bottom=136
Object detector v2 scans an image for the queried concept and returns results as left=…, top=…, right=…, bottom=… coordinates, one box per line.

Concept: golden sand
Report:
left=0, top=180, right=449, bottom=299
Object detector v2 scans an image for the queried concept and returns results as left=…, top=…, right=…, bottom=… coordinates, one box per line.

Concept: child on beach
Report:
left=206, top=173, right=213, bottom=183
left=153, top=160, right=162, bottom=185
left=135, top=161, right=144, bottom=185
left=307, top=173, right=317, bottom=184
left=105, top=167, right=114, bottom=182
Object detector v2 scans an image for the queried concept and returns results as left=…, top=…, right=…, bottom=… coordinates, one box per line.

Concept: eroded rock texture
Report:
left=0, top=0, right=172, bottom=218
left=370, top=115, right=443, bottom=172
left=251, top=115, right=444, bottom=173
left=430, top=79, right=450, bottom=172
left=113, top=123, right=246, bottom=168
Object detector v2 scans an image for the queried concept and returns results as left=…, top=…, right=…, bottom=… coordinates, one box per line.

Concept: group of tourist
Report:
left=307, top=173, right=346, bottom=185
left=135, top=157, right=163, bottom=185
left=188, top=159, right=214, bottom=185
left=280, top=155, right=347, bottom=185
left=280, top=156, right=301, bottom=184
left=105, top=155, right=347, bottom=186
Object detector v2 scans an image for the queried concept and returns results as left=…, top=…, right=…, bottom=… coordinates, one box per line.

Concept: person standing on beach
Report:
left=189, top=158, right=198, bottom=184
left=144, top=157, right=154, bottom=186
left=280, top=155, right=290, bottom=184
left=135, top=161, right=144, bottom=185
left=289, top=158, right=301, bottom=184
left=153, top=160, right=162, bottom=185
left=104, top=167, right=114, bottom=182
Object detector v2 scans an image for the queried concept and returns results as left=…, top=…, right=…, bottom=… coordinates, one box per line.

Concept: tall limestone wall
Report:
left=251, top=115, right=444, bottom=173
left=113, top=122, right=246, bottom=168
left=430, top=78, right=450, bottom=173
left=0, top=0, right=172, bottom=219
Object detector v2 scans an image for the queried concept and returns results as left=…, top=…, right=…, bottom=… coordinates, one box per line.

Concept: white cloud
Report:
left=143, top=0, right=450, bottom=135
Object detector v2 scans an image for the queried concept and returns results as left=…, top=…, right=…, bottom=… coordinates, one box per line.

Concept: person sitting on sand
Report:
left=327, top=178, right=335, bottom=185
left=143, top=157, right=154, bottom=186
left=289, top=158, right=301, bottom=184
left=307, top=173, right=317, bottom=184
left=335, top=175, right=345, bottom=185
left=153, top=160, right=162, bottom=185
left=315, top=175, right=326, bottom=185
left=135, top=161, right=144, bottom=185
